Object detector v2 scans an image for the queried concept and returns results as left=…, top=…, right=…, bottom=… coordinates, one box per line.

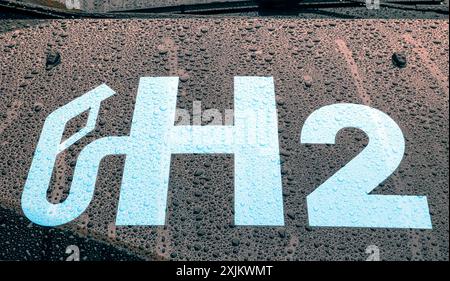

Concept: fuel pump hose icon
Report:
left=21, top=77, right=285, bottom=227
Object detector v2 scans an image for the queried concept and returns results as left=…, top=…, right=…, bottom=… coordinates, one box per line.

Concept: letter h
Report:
left=22, top=77, right=284, bottom=226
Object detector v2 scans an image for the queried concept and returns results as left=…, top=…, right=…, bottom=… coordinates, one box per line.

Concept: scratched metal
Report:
left=0, top=19, right=448, bottom=260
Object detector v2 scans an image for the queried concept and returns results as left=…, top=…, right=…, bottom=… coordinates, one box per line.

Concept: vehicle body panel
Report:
left=0, top=18, right=448, bottom=260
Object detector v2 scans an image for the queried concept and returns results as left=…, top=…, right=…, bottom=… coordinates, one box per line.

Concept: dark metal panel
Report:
left=0, top=18, right=448, bottom=260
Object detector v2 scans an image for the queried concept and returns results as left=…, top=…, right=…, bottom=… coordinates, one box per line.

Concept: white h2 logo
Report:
left=22, top=77, right=432, bottom=229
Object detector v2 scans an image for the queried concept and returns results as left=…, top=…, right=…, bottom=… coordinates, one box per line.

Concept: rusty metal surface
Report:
left=0, top=18, right=448, bottom=260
